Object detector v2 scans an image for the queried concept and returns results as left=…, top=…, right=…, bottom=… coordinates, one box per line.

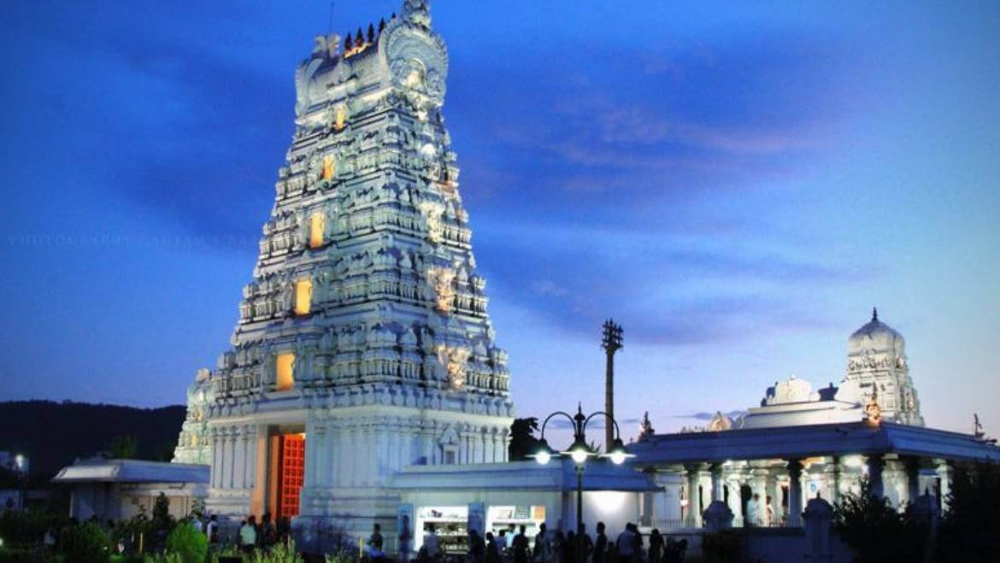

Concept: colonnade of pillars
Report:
left=648, top=454, right=953, bottom=530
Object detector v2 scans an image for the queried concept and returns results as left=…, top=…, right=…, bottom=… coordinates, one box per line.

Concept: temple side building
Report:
left=173, top=0, right=514, bottom=549
left=630, top=312, right=999, bottom=535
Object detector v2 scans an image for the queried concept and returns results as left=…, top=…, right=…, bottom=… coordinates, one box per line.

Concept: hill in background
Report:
left=0, top=400, right=186, bottom=482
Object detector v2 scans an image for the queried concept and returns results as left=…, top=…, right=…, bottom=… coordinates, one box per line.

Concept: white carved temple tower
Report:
left=174, top=0, right=514, bottom=549
left=844, top=308, right=923, bottom=426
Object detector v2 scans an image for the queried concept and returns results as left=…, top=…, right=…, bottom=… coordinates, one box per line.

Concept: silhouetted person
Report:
left=513, top=525, right=530, bottom=563
left=594, top=522, right=608, bottom=563
left=648, top=529, right=663, bottom=563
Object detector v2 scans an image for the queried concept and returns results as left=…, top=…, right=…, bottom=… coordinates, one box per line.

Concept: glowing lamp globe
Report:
left=564, top=436, right=594, bottom=465
left=531, top=439, right=556, bottom=465
left=536, top=450, right=552, bottom=465
left=605, top=438, right=634, bottom=465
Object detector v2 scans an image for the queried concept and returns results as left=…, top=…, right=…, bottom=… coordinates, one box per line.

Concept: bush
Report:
left=165, top=523, right=207, bottom=563
left=0, top=510, right=60, bottom=548
left=701, top=531, right=742, bottom=563
left=834, top=478, right=922, bottom=563
left=935, top=463, right=1000, bottom=563
left=58, top=521, right=111, bottom=563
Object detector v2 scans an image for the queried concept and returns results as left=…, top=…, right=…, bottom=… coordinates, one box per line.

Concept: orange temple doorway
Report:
left=268, top=432, right=306, bottom=521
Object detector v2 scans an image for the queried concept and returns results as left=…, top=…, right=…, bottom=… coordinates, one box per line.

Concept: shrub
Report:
left=58, top=521, right=111, bottom=563
left=165, top=522, right=207, bottom=563
left=834, top=478, right=922, bottom=563
left=935, top=463, right=1000, bottom=563
left=0, top=509, right=59, bottom=548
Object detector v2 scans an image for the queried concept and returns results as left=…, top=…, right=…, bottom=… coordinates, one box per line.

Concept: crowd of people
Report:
left=411, top=521, right=688, bottom=563
left=235, top=512, right=293, bottom=553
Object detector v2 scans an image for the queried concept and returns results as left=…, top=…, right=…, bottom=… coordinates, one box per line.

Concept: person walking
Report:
left=486, top=532, right=501, bottom=563
left=512, top=525, right=530, bottom=563
left=615, top=524, right=634, bottom=563
left=577, top=523, right=594, bottom=563
left=647, top=529, right=663, bottom=563
left=469, top=529, right=486, bottom=563
left=239, top=516, right=258, bottom=553
left=563, top=530, right=575, bottom=563
left=206, top=515, right=219, bottom=548
left=259, top=512, right=276, bottom=551
left=533, top=523, right=551, bottom=563
left=594, top=522, right=608, bottom=563
left=628, top=524, right=643, bottom=563
left=424, top=524, right=440, bottom=560
left=368, top=523, right=386, bottom=561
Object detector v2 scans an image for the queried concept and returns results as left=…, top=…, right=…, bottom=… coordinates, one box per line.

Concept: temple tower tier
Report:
left=174, top=0, right=515, bottom=552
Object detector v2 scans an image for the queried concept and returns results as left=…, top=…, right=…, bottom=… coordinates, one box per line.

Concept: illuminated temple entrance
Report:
left=269, top=432, right=305, bottom=520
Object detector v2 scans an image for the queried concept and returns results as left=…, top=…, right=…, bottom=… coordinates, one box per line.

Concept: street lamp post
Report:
left=529, top=404, right=634, bottom=563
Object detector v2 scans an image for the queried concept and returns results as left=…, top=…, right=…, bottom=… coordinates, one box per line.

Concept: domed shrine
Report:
left=732, top=309, right=924, bottom=429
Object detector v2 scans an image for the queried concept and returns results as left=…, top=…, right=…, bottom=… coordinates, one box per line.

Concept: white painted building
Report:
left=630, top=312, right=999, bottom=534
left=52, top=459, right=209, bottom=522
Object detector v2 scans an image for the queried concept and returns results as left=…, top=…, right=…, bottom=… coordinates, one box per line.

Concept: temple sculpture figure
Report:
left=173, top=0, right=514, bottom=550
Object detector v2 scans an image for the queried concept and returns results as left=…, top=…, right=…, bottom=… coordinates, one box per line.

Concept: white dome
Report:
left=848, top=308, right=905, bottom=357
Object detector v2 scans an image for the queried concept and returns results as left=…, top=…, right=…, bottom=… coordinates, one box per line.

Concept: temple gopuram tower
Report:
left=174, top=0, right=514, bottom=549
left=844, top=309, right=923, bottom=426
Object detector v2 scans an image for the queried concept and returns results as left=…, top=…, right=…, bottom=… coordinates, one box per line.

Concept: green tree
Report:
left=165, top=521, right=208, bottom=563
left=58, top=521, right=110, bottom=563
left=935, top=463, right=1000, bottom=563
left=108, top=434, right=138, bottom=458
left=834, top=478, right=922, bottom=563
left=508, top=418, right=541, bottom=461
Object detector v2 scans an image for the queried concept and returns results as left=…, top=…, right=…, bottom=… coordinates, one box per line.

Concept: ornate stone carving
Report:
left=436, top=345, right=471, bottom=390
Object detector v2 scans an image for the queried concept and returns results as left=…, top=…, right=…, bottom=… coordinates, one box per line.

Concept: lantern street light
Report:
left=528, top=404, right=634, bottom=563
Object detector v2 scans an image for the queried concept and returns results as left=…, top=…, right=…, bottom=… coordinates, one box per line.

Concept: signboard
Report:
left=468, top=502, right=485, bottom=537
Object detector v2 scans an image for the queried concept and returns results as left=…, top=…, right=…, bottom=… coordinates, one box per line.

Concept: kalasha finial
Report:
left=872, top=307, right=878, bottom=322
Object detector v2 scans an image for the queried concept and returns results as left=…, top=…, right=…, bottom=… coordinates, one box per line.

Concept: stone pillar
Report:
left=905, top=457, right=922, bottom=506
left=233, top=427, right=247, bottom=489
left=653, top=471, right=685, bottom=526
left=725, top=472, right=743, bottom=526
left=246, top=425, right=258, bottom=493
left=684, top=464, right=702, bottom=528
left=310, top=423, right=327, bottom=488
left=211, top=428, right=222, bottom=489
left=867, top=454, right=886, bottom=500
left=831, top=456, right=842, bottom=505
left=710, top=463, right=724, bottom=502
left=911, top=490, right=941, bottom=561
left=787, top=459, right=804, bottom=527
left=765, top=471, right=780, bottom=526
left=802, top=496, right=834, bottom=562
left=935, top=460, right=952, bottom=512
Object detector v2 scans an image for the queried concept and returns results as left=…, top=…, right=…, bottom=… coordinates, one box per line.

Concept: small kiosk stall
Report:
left=392, top=459, right=659, bottom=557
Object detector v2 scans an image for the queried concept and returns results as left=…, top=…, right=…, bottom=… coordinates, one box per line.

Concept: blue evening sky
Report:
left=1, top=1, right=998, bottom=439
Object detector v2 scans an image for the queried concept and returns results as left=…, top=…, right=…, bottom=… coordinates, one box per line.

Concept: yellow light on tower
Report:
left=295, top=279, right=313, bottom=316
left=334, top=105, right=347, bottom=131
left=322, top=155, right=335, bottom=181
left=276, top=353, right=295, bottom=391
left=309, top=212, right=325, bottom=248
